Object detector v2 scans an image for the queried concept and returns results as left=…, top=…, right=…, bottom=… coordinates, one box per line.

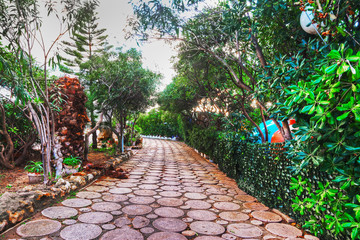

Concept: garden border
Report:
left=0, top=150, right=135, bottom=234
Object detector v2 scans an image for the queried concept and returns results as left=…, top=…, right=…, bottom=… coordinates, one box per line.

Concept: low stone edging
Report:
left=0, top=150, right=134, bottom=234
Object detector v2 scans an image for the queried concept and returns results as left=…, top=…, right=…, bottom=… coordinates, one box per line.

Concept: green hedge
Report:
left=187, top=130, right=353, bottom=239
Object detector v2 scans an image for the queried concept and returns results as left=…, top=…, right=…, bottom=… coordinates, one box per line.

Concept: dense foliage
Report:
left=133, top=0, right=360, bottom=238
left=137, top=109, right=182, bottom=138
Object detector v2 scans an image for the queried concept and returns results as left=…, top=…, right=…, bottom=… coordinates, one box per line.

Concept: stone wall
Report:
left=0, top=151, right=133, bottom=234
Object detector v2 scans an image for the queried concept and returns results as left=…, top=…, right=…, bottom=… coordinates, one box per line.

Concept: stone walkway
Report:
left=9, top=139, right=317, bottom=240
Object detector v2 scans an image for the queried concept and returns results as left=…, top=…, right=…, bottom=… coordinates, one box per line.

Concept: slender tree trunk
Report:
left=14, top=135, right=36, bottom=165
left=119, top=116, right=125, bottom=153
left=240, top=102, right=265, bottom=143
left=84, top=112, right=103, bottom=161
left=282, top=120, right=293, bottom=140
left=260, top=108, right=269, bottom=142
left=90, top=107, right=98, bottom=149
left=0, top=102, right=15, bottom=169
left=130, top=117, right=138, bottom=146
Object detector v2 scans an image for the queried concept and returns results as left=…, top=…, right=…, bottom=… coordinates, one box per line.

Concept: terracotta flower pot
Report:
left=27, top=172, right=43, bottom=184
left=63, top=164, right=81, bottom=175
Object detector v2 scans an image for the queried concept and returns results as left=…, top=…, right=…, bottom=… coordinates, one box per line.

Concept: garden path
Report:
left=11, top=138, right=317, bottom=240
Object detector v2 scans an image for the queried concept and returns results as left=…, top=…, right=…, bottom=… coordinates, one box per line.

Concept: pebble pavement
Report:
left=9, top=139, right=318, bottom=240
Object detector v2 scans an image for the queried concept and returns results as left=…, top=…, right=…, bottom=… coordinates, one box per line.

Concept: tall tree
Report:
left=0, top=0, right=82, bottom=182
left=62, top=0, right=107, bottom=149
left=83, top=47, right=160, bottom=158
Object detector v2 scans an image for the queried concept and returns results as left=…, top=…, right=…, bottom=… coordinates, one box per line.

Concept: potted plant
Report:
left=24, top=161, right=44, bottom=184
left=63, top=156, right=82, bottom=174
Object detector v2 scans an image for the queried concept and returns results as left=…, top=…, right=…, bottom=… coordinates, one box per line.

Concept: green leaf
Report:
left=337, top=111, right=350, bottom=121
left=328, top=50, right=342, bottom=60
left=325, top=64, right=338, bottom=74
left=301, top=105, right=313, bottom=113
left=351, top=227, right=358, bottom=239
left=347, top=56, right=360, bottom=62
left=337, top=62, right=350, bottom=75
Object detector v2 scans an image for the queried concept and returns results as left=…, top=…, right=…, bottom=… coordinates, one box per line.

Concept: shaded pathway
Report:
left=10, top=139, right=317, bottom=239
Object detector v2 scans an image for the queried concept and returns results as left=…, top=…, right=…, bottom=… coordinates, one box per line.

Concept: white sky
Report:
left=33, top=0, right=178, bottom=91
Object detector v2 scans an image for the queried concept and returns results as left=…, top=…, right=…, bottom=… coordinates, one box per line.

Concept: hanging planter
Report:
left=300, top=10, right=319, bottom=35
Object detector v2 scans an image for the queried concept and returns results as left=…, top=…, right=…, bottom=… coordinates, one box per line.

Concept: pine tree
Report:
left=61, top=0, right=107, bottom=149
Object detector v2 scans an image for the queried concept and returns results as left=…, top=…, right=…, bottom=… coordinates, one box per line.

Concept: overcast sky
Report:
left=33, top=0, right=178, bottom=91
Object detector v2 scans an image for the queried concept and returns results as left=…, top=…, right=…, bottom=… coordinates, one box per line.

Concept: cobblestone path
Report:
left=11, top=139, right=317, bottom=240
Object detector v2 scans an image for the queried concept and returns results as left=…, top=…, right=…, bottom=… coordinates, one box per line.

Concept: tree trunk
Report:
left=14, top=134, right=36, bottom=165
left=260, top=108, right=269, bottom=142
left=240, top=102, right=265, bottom=143
left=130, top=117, right=138, bottom=146
left=90, top=108, right=98, bottom=149
left=0, top=102, right=15, bottom=169
left=282, top=120, right=293, bottom=140
left=84, top=112, right=103, bottom=161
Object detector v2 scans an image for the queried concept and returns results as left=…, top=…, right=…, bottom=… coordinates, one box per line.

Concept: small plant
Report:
left=24, top=161, right=44, bottom=173
left=5, top=184, right=12, bottom=189
left=63, top=156, right=81, bottom=166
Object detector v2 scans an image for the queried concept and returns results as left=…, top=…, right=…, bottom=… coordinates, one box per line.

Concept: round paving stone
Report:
left=213, top=202, right=240, bottom=211
left=78, top=212, right=113, bottom=224
left=183, top=187, right=204, bottom=192
left=190, top=221, right=225, bottom=235
left=194, top=237, right=224, bottom=240
left=132, top=216, right=150, bottom=228
left=140, top=227, right=155, bottom=234
left=153, top=218, right=188, bottom=232
left=148, top=232, right=187, bottom=240
left=227, top=223, right=263, bottom=238
left=209, top=195, right=233, bottom=202
left=111, top=210, right=123, bottom=215
left=17, top=219, right=61, bottom=237
left=243, top=202, right=269, bottom=211
left=184, top=192, right=207, bottom=200
left=252, top=211, right=282, bottom=223
left=117, top=182, right=138, bottom=188
left=134, top=189, right=157, bottom=196
left=60, top=223, right=102, bottom=240
left=265, top=223, right=302, bottom=238
left=234, top=195, right=256, bottom=202
left=206, top=188, right=227, bottom=194
left=185, top=200, right=212, bottom=209
left=114, top=217, right=131, bottom=228
left=110, top=188, right=133, bottom=194
left=122, top=204, right=153, bottom=215
left=159, top=191, right=182, bottom=197
left=100, top=228, right=144, bottom=240
left=86, top=185, right=109, bottom=192
left=161, top=186, right=182, bottom=191
left=92, top=202, right=121, bottom=212
left=63, top=219, right=77, bottom=225
left=96, top=181, right=115, bottom=186
left=103, top=194, right=129, bottom=202
left=187, top=210, right=217, bottom=221
left=157, top=197, right=184, bottom=207
left=221, top=233, right=237, bottom=240
left=219, top=212, right=249, bottom=222
left=102, top=224, right=116, bottom=230
left=139, top=184, right=159, bottom=190
left=42, top=206, right=78, bottom=219
left=155, top=207, right=185, bottom=218
left=62, top=198, right=92, bottom=208
left=76, top=191, right=102, bottom=199
left=129, top=196, right=156, bottom=204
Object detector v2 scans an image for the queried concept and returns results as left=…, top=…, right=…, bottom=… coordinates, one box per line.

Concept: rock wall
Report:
left=0, top=151, right=133, bottom=233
